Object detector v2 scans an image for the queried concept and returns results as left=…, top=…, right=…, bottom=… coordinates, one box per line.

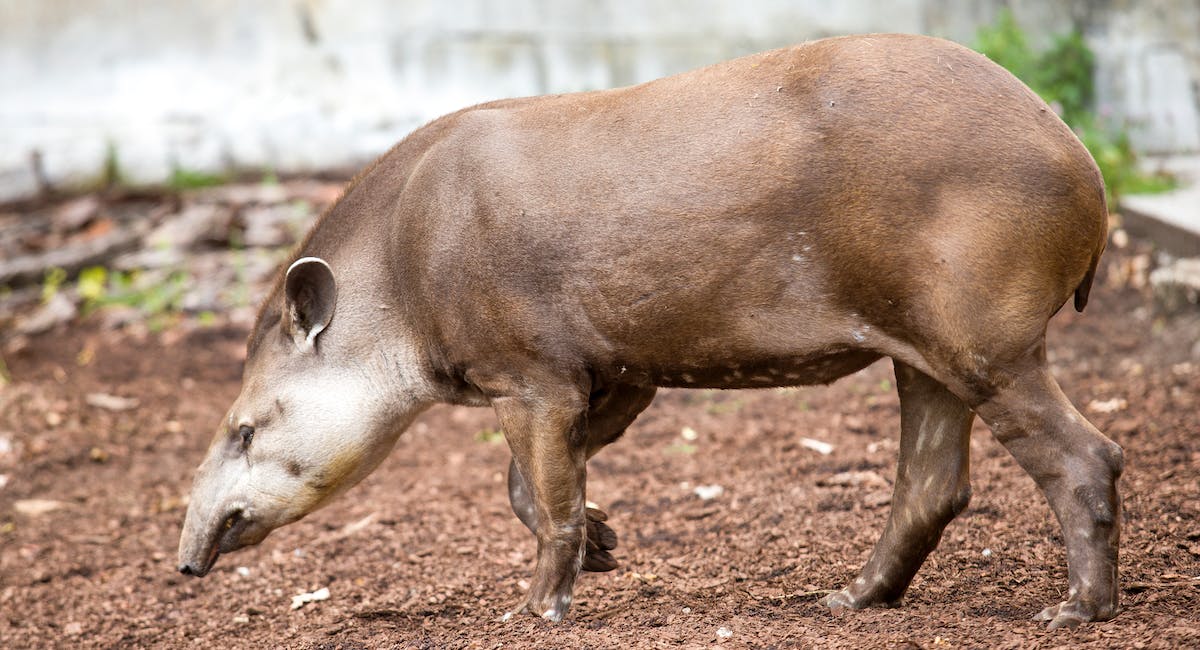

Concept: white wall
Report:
left=1, top=0, right=1196, bottom=202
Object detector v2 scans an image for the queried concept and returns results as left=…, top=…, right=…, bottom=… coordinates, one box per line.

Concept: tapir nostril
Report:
left=179, top=564, right=195, bottom=576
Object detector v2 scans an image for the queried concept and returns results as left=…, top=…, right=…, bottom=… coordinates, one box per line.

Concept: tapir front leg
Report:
left=823, top=360, right=974, bottom=610
left=492, top=385, right=589, bottom=621
left=507, top=383, right=656, bottom=572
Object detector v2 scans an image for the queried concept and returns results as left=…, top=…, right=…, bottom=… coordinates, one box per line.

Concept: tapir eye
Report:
left=238, top=425, right=255, bottom=450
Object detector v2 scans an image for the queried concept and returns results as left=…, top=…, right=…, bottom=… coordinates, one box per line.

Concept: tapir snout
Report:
left=178, top=34, right=1121, bottom=630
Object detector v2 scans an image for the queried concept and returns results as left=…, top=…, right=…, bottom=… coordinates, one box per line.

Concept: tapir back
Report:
left=381, top=34, right=1105, bottom=388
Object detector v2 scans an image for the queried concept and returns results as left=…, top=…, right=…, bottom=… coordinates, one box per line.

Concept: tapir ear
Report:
left=283, top=257, right=337, bottom=351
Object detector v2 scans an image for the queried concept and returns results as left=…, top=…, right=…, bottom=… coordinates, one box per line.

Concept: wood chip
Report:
left=85, top=393, right=139, bottom=411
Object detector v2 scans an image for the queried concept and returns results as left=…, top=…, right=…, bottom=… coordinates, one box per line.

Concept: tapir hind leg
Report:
left=507, top=383, right=656, bottom=573
left=823, top=360, right=974, bottom=611
left=971, top=356, right=1123, bottom=629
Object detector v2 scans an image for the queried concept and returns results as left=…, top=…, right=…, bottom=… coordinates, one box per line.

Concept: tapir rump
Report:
left=178, top=34, right=1121, bottom=629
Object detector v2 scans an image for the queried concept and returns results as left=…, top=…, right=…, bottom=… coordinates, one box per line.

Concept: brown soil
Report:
left=1, top=241, right=1197, bottom=649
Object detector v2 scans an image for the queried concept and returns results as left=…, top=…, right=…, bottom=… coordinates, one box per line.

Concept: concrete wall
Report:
left=2, top=0, right=1197, bottom=202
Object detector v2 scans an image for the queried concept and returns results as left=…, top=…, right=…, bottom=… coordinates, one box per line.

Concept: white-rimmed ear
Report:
left=283, top=257, right=336, bottom=351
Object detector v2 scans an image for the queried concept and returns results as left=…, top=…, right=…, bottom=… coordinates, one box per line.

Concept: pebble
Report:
left=818, top=470, right=888, bottom=488
left=14, top=499, right=68, bottom=516
left=16, top=293, right=77, bottom=335
left=799, top=437, right=834, bottom=455
left=290, top=587, right=330, bottom=610
left=693, top=484, right=725, bottom=501
left=85, top=393, right=140, bottom=412
left=717, top=626, right=733, bottom=638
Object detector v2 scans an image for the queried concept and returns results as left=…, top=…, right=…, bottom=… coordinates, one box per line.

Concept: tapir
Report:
left=178, top=33, right=1122, bottom=629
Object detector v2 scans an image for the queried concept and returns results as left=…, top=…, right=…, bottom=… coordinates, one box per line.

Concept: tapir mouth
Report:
left=179, top=509, right=249, bottom=577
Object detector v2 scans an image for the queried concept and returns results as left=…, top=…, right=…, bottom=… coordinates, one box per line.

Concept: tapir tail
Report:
left=1073, top=192, right=1109, bottom=313
left=1073, top=248, right=1101, bottom=312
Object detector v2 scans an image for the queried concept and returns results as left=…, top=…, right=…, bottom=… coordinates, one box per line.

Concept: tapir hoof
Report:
left=820, top=585, right=902, bottom=612
left=1034, top=599, right=1117, bottom=629
left=582, top=507, right=619, bottom=572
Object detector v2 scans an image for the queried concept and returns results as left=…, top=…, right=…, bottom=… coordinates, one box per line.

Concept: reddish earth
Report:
left=0, top=238, right=1197, bottom=649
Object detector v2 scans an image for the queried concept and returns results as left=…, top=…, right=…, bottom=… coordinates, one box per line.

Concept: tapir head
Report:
left=177, top=257, right=428, bottom=577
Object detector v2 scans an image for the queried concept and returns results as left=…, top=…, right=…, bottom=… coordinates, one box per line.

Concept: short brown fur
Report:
left=194, top=34, right=1120, bottom=629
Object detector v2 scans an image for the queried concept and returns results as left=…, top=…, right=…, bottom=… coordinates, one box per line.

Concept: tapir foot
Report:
left=500, top=588, right=573, bottom=623
left=820, top=583, right=902, bottom=612
left=581, top=506, right=619, bottom=572
left=1034, top=598, right=1117, bottom=629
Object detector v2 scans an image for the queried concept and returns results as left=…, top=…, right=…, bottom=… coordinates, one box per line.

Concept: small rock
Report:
left=981, top=548, right=993, bottom=559
left=232, top=614, right=250, bottom=624
left=194, top=182, right=289, bottom=205
left=16, top=293, right=77, bottom=335
left=63, top=621, right=83, bottom=636
left=680, top=426, right=698, bottom=441
left=1110, top=228, right=1128, bottom=249
left=89, top=447, right=109, bottom=463
left=863, top=491, right=892, bottom=508
left=0, top=474, right=8, bottom=490
left=1150, top=257, right=1200, bottom=313
left=85, top=393, right=139, bottom=411
left=799, top=437, right=834, bottom=455
left=14, top=499, right=68, bottom=516
left=0, top=434, right=12, bottom=458
left=111, top=248, right=186, bottom=272
left=98, top=305, right=144, bottom=330
left=1087, top=397, right=1127, bottom=414
left=55, top=196, right=101, bottom=230
left=241, top=204, right=307, bottom=248
left=693, top=484, right=724, bottom=501
left=147, top=204, right=233, bottom=251
left=717, top=626, right=733, bottom=639
left=236, top=566, right=250, bottom=577
left=290, top=586, right=330, bottom=610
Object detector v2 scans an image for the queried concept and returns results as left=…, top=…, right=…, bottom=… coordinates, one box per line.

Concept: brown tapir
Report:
left=177, top=33, right=1122, bottom=629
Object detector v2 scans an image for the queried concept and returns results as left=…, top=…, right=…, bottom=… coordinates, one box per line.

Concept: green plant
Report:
left=974, top=9, right=1174, bottom=205
left=42, top=267, right=68, bottom=303
left=168, top=168, right=228, bottom=190
left=76, top=265, right=190, bottom=327
left=475, top=428, right=505, bottom=443
left=103, top=141, right=124, bottom=187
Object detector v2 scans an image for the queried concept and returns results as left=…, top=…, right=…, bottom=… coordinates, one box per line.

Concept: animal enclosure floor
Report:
left=0, top=242, right=1197, bottom=649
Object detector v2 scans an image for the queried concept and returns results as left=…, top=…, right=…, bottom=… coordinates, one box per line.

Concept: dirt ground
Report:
left=0, top=235, right=1197, bottom=649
